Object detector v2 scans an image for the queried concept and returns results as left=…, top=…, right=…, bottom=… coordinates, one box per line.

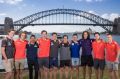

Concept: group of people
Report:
left=1, top=29, right=120, bottom=79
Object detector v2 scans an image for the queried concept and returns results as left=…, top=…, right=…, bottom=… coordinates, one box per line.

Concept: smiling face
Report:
left=72, top=35, right=78, bottom=41
left=107, top=34, right=113, bottom=43
left=41, top=32, right=47, bottom=39
left=83, top=32, right=88, bottom=39
left=63, top=36, right=68, bottom=43
left=95, top=34, right=100, bottom=40
left=8, top=30, right=15, bottom=38
left=30, top=36, right=36, bottom=43
left=20, top=33, right=26, bottom=40
left=52, top=34, right=57, bottom=40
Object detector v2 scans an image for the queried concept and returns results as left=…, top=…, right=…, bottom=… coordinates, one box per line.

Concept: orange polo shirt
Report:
left=38, top=38, right=50, bottom=58
left=92, top=40, right=105, bottom=60
left=105, top=40, right=119, bottom=62
left=14, top=39, right=28, bottom=59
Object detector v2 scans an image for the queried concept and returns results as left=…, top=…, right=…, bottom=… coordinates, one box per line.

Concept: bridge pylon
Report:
left=113, top=17, right=120, bottom=34
left=4, top=17, right=14, bottom=34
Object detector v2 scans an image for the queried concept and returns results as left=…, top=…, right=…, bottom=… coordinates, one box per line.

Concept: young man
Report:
left=59, top=35, right=71, bottom=79
left=70, top=34, right=81, bottom=79
left=79, top=31, right=94, bottom=79
left=105, top=34, right=120, bottom=79
left=1, top=29, right=15, bottom=79
left=92, top=32, right=105, bottom=79
left=26, top=35, right=39, bottom=79
left=49, top=32, right=59, bottom=79
left=37, top=30, right=50, bottom=79
left=14, top=32, right=28, bottom=79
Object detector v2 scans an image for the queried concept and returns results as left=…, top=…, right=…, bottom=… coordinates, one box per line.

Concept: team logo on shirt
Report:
left=62, top=43, right=64, bottom=46
left=8, top=42, right=11, bottom=46
left=34, top=45, right=38, bottom=47
left=72, top=43, right=74, bottom=45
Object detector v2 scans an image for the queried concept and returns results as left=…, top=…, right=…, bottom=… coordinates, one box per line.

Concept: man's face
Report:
left=41, top=32, right=47, bottom=38
left=63, top=36, right=68, bottom=42
left=52, top=34, right=57, bottom=40
left=72, top=35, right=78, bottom=41
left=8, top=31, right=15, bottom=38
left=95, top=34, right=100, bottom=40
left=30, top=37, right=36, bottom=43
left=107, top=35, right=112, bottom=42
left=83, top=32, right=88, bottom=39
left=20, top=33, right=26, bottom=40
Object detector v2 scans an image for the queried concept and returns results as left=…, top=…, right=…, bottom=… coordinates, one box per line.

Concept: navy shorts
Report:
left=60, top=60, right=71, bottom=67
left=49, top=57, right=58, bottom=68
left=38, top=57, right=49, bottom=69
left=94, top=59, right=105, bottom=70
left=81, top=55, right=94, bottom=67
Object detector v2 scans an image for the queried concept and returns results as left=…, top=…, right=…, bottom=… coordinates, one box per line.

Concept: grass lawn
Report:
left=0, top=67, right=120, bottom=79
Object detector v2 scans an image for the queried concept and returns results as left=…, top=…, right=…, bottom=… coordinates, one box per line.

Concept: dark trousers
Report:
left=27, top=59, right=39, bottom=79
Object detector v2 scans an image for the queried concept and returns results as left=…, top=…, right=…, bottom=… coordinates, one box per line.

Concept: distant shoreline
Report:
left=0, top=32, right=120, bottom=35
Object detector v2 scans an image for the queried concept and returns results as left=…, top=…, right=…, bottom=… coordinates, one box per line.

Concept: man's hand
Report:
left=5, top=59, right=8, bottom=63
left=115, top=58, right=119, bottom=63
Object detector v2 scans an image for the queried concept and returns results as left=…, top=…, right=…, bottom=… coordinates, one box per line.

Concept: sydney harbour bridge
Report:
left=0, top=9, right=120, bottom=34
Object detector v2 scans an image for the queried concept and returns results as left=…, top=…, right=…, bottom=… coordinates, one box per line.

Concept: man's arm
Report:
left=115, top=42, right=120, bottom=63
left=1, top=39, right=8, bottom=62
left=1, top=47, right=8, bottom=61
left=1, top=38, right=8, bottom=62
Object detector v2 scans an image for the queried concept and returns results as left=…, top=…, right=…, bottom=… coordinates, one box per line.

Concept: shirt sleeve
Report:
left=26, top=44, right=28, bottom=49
left=115, top=42, right=119, bottom=50
left=37, top=43, right=39, bottom=48
left=1, top=39, right=7, bottom=47
left=92, top=42, right=94, bottom=48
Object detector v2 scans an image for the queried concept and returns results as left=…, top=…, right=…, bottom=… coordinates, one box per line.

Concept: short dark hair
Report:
left=63, top=35, right=68, bottom=39
left=30, top=35, right=36, bottom=38
left=72, top=33, right=78, bottom=37
left=106, top=33, right=112, bottom=36
left=41, top=30, right=47, bottom=34
left=82, top=31, right=90, bottom=39
left=19, top=31, right=27, bottom=38
left=7, top=29, right=15, bottom=34
left=52, top=32, right=57, bottom=36
left=94, top=32, right=100, bottom=36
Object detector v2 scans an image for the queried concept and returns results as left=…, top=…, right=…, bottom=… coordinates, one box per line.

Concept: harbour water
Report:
left=0, top=34, right=119, bottom=70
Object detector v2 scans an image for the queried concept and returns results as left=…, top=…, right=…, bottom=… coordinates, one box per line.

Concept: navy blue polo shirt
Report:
left=26, top=42, right=39, bottom=61
left=79, top=39, right=94, bottom=56
left=70, top=41, right=81, bottom=58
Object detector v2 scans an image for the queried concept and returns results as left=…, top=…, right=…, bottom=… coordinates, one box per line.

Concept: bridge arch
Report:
left=14, top=9, right=114, bottom=32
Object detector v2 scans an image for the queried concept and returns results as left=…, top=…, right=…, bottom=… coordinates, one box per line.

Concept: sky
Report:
left=0, top=0, right=120, bottom=33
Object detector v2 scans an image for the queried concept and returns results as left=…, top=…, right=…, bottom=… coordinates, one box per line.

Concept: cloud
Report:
left=86, top=0, right=93, bottom=2
left=74, top=0, right=103, bottom=2
left=0, top=0, right=4, bottom=3
left=101, top=13, right=120, bottom=21
left=0, top=0, right=23, bottom=5
left=0, top=13, right=7, bottom=16
left=88, top=10, right=99, bottom=15
left=0, top=13, right=7, bottom=24
left=87, top=10, right=119, bottom=21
